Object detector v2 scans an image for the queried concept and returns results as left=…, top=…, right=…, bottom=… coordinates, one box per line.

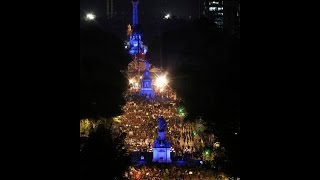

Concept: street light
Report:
left=155, top=74, right=168, bottom=89
left=85, top=13, right=95, bottom=21
left=214, top=142, right=220, bottom=148
left=129, top=78, right=135, bottom=84
left=164, top=14, right=170, bottom=19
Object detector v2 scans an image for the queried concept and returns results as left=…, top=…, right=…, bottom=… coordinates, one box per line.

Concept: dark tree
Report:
left=80, top=23, right=131, bottom=179
left=80, top=24, right=131, bottom=119
left=80, top=124, right=130, bottom=179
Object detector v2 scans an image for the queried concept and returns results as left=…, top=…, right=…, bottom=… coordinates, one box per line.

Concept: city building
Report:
left=223, top=0, right=240, bottom=37
left=201, top=0, right=240, bottom=36
left=203, top=0, right=224, bottom=28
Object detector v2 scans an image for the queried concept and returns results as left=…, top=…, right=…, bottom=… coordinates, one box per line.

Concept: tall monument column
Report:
left=132, top=0, right=139, bottom=28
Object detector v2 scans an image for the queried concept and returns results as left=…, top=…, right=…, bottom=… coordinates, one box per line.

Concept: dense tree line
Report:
left=80, top=24, right=131, bottom=179
left=80, top=124, right=130, bottom=180
left=80, top=24, right=130, bottom=119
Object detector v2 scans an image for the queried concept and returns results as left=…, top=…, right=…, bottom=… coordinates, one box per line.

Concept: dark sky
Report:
left=80, top=0, right=200, bottom=20
left=140, top=0, right=199, bottom=18
left=80, top=0, right=201, bottom=47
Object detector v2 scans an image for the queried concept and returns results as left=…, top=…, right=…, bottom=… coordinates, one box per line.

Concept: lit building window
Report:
left=209, top=1, right=219, bottom=5
left=209, top=7, right=217, bottom=11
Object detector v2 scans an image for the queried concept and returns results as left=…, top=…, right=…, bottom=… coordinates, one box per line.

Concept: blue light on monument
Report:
left=132, top=0, right=139, bottom=28
left=126, top=0, right=149, bottom=57
left=139, top=60, right=155, bottom=98
left=152, top=116, right=172, bottom=163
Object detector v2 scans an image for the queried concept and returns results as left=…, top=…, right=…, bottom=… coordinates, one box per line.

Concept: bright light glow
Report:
left=155, top=74, right=168, bottom=89
left=214, top=142, right=220, bottom=148
left=164, top=14, right=170, bottom=19
left=193, top=132, right=197, bottom=136
left=113, top=117, right=121, bottom=123
left=209, top=7, right=216, bottom=11
left=209, top=1, right=219, bottom=5
left=86, top=13, right=95, bottom=20
left=129, top=79, right=135, bottom=84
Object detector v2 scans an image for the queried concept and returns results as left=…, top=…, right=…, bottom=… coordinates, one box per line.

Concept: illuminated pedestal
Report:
left=152, top=116, right=172, bottom=163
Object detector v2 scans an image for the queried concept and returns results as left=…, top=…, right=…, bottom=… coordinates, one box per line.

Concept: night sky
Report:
left=80, top=0, right=200, bottom=20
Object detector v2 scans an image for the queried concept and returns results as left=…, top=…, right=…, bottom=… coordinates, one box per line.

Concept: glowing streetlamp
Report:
left=193, top=132, right=197, bottom=136
left=155, top=74, right=168, bottom=89
left=129, top=79, right=135, bottom=84
left=214, top=142, right=220, bottom=148
left=164, top=14, right=170, bottom=19
left=85, top=13, right=95, bottom=21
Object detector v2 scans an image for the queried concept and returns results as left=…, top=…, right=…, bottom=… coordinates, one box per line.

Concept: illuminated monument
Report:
left=126, top=0, right=147, bottom=57
left=152, top=116, right=172, bottom=163
left=139, top=60, right=154, bottom=98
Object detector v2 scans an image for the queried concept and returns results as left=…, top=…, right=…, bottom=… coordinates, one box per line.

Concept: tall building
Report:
left=203, top=0, right=224, bottom=28
left=224, top=0, right=240, bottom=37
left=202, top=0, right=240, bottom=37
left=106, top=0, right=114, bottom=19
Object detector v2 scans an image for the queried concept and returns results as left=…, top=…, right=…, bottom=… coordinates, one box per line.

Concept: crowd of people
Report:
left=125, top=165, right=229, bottom=180
left=80, top=66, right=228, bottom=178
left=111, top=80, right=220, bottom=161
left=80, top=70, right=223, bottom=162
